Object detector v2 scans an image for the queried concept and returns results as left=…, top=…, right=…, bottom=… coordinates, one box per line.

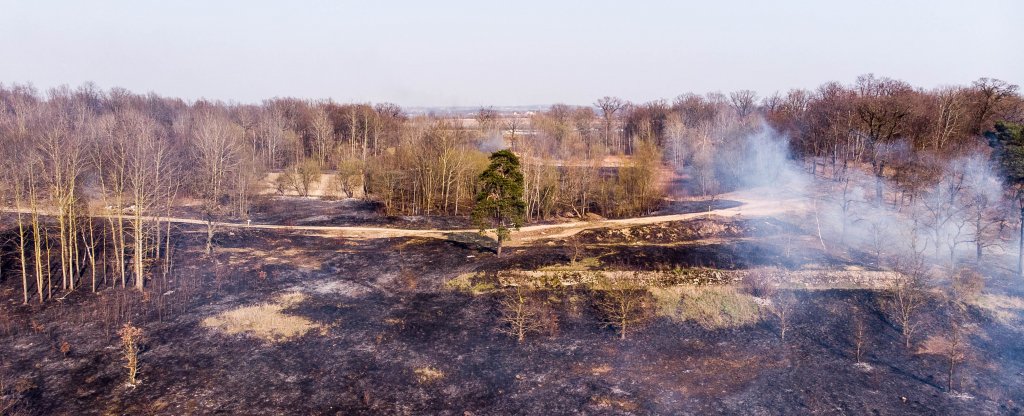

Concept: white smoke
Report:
left=720, top=121, right=1016, bottom=274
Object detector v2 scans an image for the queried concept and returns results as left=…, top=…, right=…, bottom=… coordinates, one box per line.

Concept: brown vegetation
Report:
left=118, top=323, right=143, bottom=386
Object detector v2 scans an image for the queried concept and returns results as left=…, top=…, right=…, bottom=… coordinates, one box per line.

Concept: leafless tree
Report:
left=475, top=107, right=499, bottom=132
left=95, top=109, right=177, bottom=290
left=595, top=96, right=626, bottom=152
left=503, top=115, right=523, bottom=151
left=883, top=254, right=931, bottom=349
left=498, top=285, right=547, bottom=342
left=308, top=105, right=334, bottom=168
left=745, top=267, right=781, bottom=298
left=118, top=323, right=143, bottom=386
left=729, top=89, right=758, bottom=117
left=850, top=305, right=868, bottom=363
left=593, top=273, right=651, bottom=340
left=768, top=291, right=797, bottom=343
left=38, top=102, right=88, bottom=293
left=970, top=78, right=1019, bottom=134
left=567, top=235, right=583, bottom=265
left=184, top=109, right=244, bottom=255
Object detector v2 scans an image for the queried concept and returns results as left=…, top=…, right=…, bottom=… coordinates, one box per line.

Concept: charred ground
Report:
left=0, top=200, right=1023, bottom=415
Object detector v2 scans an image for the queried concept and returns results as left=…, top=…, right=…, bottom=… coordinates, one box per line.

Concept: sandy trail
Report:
left=2, top=188, right=809, bottom=245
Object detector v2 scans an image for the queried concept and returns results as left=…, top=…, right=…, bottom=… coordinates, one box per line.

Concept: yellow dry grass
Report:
left=974, top=294, right=1024, bottom=325
left=413, top=366, right=445, bottom=384
left=649, top=285, right=762, bottom=329
left=201, top=292, right=322, bottom=342
left=592, top=395, right=639, bottom=411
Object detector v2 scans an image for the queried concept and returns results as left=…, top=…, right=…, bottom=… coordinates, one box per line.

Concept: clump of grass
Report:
left=591, top=395, right=639, bottom=411
left=649, top=285, right=762, bottom=329
left=202, top=292, right=322, bottom=342
left=446, top=272, right=495, bottom=294
left=413, top=366, right=445, bottom=384
left=539, top=257, right=602, bottom=272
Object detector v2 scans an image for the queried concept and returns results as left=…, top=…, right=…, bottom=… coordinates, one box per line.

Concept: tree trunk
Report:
left=206, top=219, right=216, bottom=256
left=976, top=214, right=983, bottom=262
left=1018, top=204, right=1023, bottom=277
left=17, top=213, right=28, bottom=304
left=134, top=212, right=145, bottom=291
left=948, top=355, right=955, bottom=392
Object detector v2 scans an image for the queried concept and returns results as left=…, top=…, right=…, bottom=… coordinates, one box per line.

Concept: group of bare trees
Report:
left=768, top=76, right=1021, bottom=196
left=366, top=119, right=487, bottom=216
left=0, top=84, right=258, bottom=303
left=1, top=74, right=1021, bottom=303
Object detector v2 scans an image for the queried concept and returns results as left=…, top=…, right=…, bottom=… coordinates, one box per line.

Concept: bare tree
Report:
left=497, top=286, right=546, bottom=342
left=850, top=305, right=868, bottom=363
left=768, top=291, right=796, bottom=343
left=118, top=323, right=143, bottom=386
left=593, top=273, right=651, bottom=340
left=595, top=97, right=626, bottom=152
left=185, top=109, right=244, bottom=255
left=95, top=109, right=176, bottom=290
left=944, top=316, right=967, bottom=393
left=503, top=115, right=523, bottom=151
left=38, top=104, right=87, bottom=293
left=475, top=107, right=499, bottom=132
left=883, top=255, right=931, bottom=349
left=567, top=235, right=583, bottom=265
left=729, top=90, right=759, bottom=117
left=970, top=78, right=1019, bottom=134
left=308, top=105, right=334, bottom=168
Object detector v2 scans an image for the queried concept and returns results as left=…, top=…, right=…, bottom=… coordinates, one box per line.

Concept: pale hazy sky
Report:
left=1, top=0, right=1021, bottom=107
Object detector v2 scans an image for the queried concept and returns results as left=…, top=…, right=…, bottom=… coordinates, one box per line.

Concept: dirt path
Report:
left=2, top=189, right=808, bottom=245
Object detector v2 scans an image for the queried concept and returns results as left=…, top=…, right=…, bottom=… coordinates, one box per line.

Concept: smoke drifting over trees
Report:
left=0, top=73, right=1023, bottom=414
left=0, top=76, right=1021, bottom=304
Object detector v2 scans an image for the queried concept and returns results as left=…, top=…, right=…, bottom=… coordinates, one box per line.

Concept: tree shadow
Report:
left=443, top=231, right=496, bottom=254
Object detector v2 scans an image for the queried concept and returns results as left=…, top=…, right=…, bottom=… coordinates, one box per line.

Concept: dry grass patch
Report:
left=413, top=366, right=445, bottom=384
left=539, top=257, right=602, bottom=272
left=446, top=272, right=495, bottom=294
left=202, top=292, right=322, bottom=342
left=592, top=395, right=639, bottom=411
left=973, top=294, right=1024, bottom=325
left=650, top=285, right=762, bottom=329
left=590, top=364, right=612, bottom=376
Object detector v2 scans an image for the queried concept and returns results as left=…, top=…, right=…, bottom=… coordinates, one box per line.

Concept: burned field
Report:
left=1, top=209, right=1024, bottom=415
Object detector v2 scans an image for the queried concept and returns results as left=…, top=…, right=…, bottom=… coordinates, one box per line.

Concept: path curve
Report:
left=2, top=189, right=808, bottom=245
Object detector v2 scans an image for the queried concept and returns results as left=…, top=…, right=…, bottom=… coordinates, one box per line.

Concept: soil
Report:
left=1, top=198, right=1022, bottom=415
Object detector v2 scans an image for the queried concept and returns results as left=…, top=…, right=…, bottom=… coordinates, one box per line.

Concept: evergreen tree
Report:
left=473, top=150, right=526, bottom=256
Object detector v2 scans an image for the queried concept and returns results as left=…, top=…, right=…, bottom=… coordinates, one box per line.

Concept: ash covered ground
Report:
left=1, top=197, right=1023, bottom=416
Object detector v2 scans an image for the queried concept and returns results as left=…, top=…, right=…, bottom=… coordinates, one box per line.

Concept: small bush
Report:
left=952, top=268, right=984, bottom=304
left=446, top=273, right=495, bottom=294
left=118, top=323, right=144, bottom=386
left=744, top=267, right=782, bottom=298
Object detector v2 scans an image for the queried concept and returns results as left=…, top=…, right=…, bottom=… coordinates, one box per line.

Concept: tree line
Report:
left=0, top=75, right=1021, bottom=302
